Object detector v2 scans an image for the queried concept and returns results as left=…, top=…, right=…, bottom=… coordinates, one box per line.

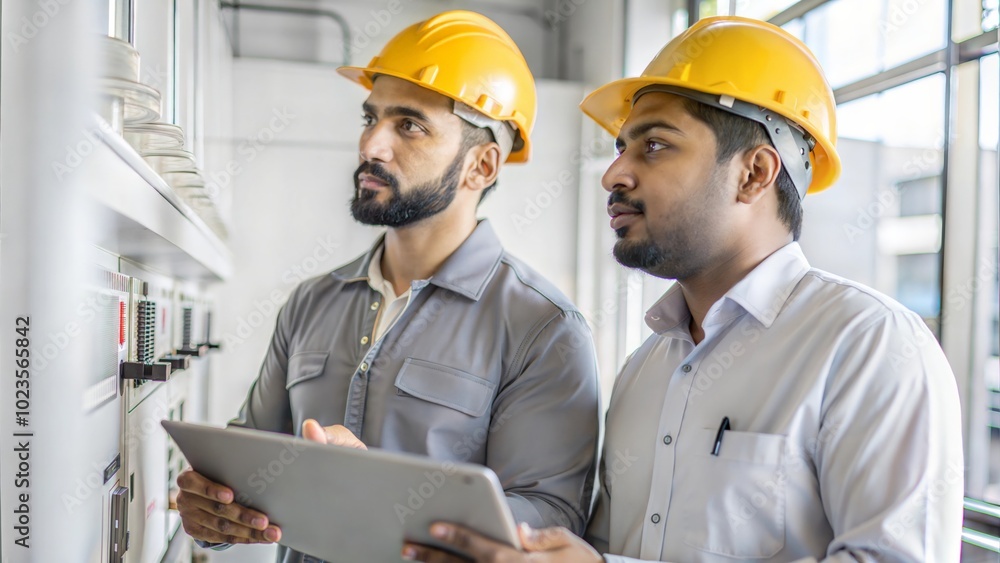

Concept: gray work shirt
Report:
left=223, top=220, right=601, bottom=563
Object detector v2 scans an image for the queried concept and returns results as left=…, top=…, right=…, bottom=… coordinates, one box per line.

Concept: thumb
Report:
left=519, top=524, right=572, bottom=552
left=325, top=425, right=368, bottom=450
left=301, top=419, right=328, bottom=444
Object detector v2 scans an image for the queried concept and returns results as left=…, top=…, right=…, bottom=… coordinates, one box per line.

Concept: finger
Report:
left=519, top=524, right=573, bottom=552
left=176, top=469, right=234, bottom=503
left=183, top=519, right=270, bottom=545
left=177, top=491, right=271, bottom=532
left=325, top=425, right=368, bottom=450
left=302, top=419, right=327, bottom=444
left=430, top=523, right=508, bottom=558
left=177, top=502, right=281, bottom=543
left=401, top=542, right=470, bottom=562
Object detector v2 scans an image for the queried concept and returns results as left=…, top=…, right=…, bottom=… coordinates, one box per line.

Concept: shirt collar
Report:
left=644, top=242, right=811, bottom=335
left=330, top=219, right=505, bottom=302
left=366, top=244, right=405, bottom=301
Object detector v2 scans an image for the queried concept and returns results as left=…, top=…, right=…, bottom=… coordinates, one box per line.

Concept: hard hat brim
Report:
left=580, top=76, right=841, bottom=194
left=337, top=65, right=531, bottom=164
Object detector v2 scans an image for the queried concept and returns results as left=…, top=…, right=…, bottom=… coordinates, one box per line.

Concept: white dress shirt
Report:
left=366, top=244, right=415, bottom=342
left=586, top=242, right=964, bottom=562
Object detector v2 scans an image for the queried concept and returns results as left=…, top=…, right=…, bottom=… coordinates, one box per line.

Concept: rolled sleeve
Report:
left=486, top=310, right=601, bottom=535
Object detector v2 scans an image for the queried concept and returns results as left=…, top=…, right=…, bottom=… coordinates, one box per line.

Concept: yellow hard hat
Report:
left=338, top=10, right=536, bottom=164
left=580, top=16, right=841, bottom=195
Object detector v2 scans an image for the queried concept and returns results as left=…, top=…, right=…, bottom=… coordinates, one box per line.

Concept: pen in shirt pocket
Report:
left=711, top=416, right=730, bottom=456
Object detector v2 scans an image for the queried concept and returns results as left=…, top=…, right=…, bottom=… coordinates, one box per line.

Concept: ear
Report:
left=736, top=144, right=781, bottom=205
left=461, top=142, right=501, bottom=194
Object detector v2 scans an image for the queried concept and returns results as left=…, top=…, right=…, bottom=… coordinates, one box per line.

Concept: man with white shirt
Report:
left=174, top=11, right=600, bottom=563
left=405, top=15, right=964, bottom=563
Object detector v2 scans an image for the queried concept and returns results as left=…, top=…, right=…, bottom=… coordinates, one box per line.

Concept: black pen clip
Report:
left=711, top=416, right=730, bottom=456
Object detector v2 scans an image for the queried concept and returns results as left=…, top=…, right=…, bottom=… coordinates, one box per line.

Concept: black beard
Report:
left=609, top=165, right=726, bottom=280
left=350, top=154, right=462, bottom=228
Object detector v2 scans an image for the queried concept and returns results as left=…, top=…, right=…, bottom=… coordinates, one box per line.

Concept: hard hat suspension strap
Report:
left=633, top=85, right=814, bottom=199
left=452, top=101, right=517, bottom=162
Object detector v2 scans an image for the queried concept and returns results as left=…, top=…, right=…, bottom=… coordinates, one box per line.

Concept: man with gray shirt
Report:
left=175, top=11, right=600, bottom=562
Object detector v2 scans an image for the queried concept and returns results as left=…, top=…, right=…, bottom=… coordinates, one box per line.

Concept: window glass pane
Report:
left=799, top=75, right=946, bottom=333
left=782, top=17, right=805, bottom=41
left=980, top=53, right=1000, bottom=504
left=803, top=0, right=882, bottom=87
left=982, top=54, right=999, bottom=151
left=699, top=0, right=725, bottom=18
left=735, top=0, right=800, bottom=20
left=803, top=0, right=947, bottom=88
left=881, top=0, right=949, bottom=69
left=986, top=0, right=1000, bottom=31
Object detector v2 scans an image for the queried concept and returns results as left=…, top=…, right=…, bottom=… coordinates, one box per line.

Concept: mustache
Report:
left=607, top=190, right=645, bottom=213
left=354, top=161, right=399, bottom=190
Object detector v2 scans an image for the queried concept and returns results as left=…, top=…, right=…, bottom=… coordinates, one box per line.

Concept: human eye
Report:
left=645, top=139, right=670, bottom=153
left=400, top=119, right=425, bottom=133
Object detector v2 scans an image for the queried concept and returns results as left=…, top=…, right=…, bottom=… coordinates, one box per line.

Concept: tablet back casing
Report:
left=162, top=420, right=521, bottom=562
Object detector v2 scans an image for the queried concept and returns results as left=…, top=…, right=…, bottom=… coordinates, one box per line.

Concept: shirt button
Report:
left=651, top=513, right=661, bottom=524
left=360, top=336, right=369, bottom=345
left=662, top=434, right=672, bottom=445
left=370, top=301, right=380, bottom=311
left=360, top=362, right=369, bottom=372
left=682, top=364, right=692, bottom=373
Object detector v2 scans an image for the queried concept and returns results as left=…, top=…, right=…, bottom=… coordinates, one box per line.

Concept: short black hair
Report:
left=458, top=120, right=499, bottom=204
left=680, top=98, right=803, bottom=240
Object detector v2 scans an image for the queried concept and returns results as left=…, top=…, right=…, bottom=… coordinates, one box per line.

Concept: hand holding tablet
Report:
left=162, top=420, right=522, bottom=562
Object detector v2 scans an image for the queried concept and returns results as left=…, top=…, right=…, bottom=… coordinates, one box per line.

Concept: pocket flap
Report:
left=395, top=358, right=496, bottom=417
left=285, top=352, right=329, bottom=390
left=687, top=428, right=786, bottom=464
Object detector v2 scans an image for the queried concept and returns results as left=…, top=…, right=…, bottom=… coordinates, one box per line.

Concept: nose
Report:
left=601, top=152, right=636, bottom=193
left=359, top=121, right=393, bottom=163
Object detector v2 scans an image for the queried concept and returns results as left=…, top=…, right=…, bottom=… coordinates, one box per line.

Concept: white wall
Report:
left=227, top=0, right=558, bottom=78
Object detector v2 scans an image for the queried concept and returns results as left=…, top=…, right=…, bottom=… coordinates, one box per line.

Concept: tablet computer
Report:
left=161, top=420, right=521, bottom=562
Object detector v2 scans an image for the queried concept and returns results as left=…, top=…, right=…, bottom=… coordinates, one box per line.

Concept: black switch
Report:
left=120, top=361, right=171, bottom=382
left=158, top=354, right=190, bottom=372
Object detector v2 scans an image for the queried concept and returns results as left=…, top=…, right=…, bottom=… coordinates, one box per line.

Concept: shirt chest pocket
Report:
left=676, top=429, right=787, bottom=559
left=285, top=352, right=329, bottom=390
left=394, top=358, right=496, bottom=417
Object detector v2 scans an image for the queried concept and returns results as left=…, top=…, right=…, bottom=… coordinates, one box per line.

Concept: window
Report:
left=801, top=75, right=947, bottom=334
left=802, top=0, right=948, bottom=88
